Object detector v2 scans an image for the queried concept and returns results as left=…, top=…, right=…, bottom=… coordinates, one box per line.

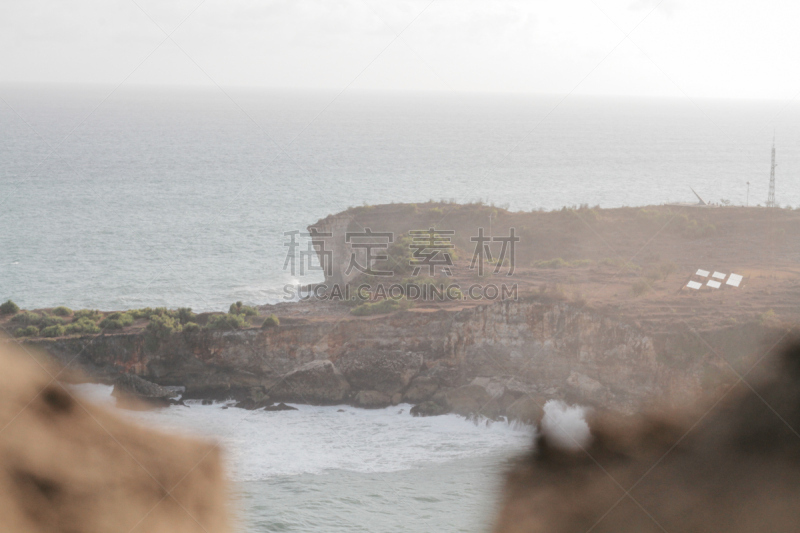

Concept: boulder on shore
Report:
left=337, top=349, right=423, bottom=395
left=353, top=390, right=392, bottom=408
left=444, top=384, right=493, bottom=417
left=264, top=402, right=298, bottom=411
left=270, top=359, right=351, bottom=404
left=402, top=375, right=439, bottom=403
left=234, top=386, right=271, bottom=410
left=112, top=374, right=179, bottom=408
left=505, top=396, right=545, bottom=424
left=410, top=400, right=449, bottom=417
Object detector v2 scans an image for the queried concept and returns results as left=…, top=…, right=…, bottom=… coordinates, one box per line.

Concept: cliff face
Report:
left=19, top=297, right=775, bottom=416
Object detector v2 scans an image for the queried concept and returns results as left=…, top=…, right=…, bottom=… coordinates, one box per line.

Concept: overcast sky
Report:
left=2, top=0, right=800, bottom=99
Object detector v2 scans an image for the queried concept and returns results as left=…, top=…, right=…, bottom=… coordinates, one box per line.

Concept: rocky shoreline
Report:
left=5, top=202, right=798, bottom=422
left=13, top=296, right=785, bottom=425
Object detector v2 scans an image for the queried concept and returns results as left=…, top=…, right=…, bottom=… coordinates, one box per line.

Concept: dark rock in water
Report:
left=270, top=360, right=350, bottom=404
left=505, top=396, right=545, bottom=424
left=444, top=384, right=493, bottom=417
left=337, top=409, right=346, bottom=412
left=353, top=390, right=392, bottom=408
left=112, top=374, right=175, bottom=400
left=234, top=387, right=271, bottom=410
left=337, top=349, right=423, bottom=396
left=201, top=399, right=213, bottom=405
left=221, top=406, right=228, bottom=409
left=410, top=401, right=448, bottom=417
left=402, top=375, right=439, bottom=403
left=112, top=374, right=182, bottom=409
left=235, top=398, right=273, bottom=410
left=264, top=402, right=297, bottom=411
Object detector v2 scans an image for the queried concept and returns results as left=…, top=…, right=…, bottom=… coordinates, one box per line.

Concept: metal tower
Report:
left=767, top=136, right=777, bottom=207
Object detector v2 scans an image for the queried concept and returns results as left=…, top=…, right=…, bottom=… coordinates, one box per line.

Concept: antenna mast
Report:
left=767, top=135, right=777, bottom=207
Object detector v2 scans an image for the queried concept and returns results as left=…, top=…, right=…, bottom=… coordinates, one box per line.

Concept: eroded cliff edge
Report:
left=17, top=297, right=783, bottom=419
left=7, top=202, right=800, bottom=421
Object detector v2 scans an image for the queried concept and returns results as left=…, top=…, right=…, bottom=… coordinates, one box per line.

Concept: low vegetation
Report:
left=636, top=208, right=717, bottom=239
left=532, top=258, right=595, bottom=269
left=207, top=313, right=249, bottom=331
left=182, top=322, right=201, bottom=333
left=41, top=325, right=66, bottom=338
left=74, top=309, right=102, bottom=321
left=229, top=301, right=259, bottom=317
left=643, top=261, right=678, bottom=282
left=351, top=297, right=413, bottom=316
left=65, top=318, right=101, bottom=335
left=99, top=312, right=134, bottom=330
left=599, top=257, right=641, bottom=272
left=631, top=279, right=651, bottom=297
left=10, top=312, right=43, bottom=326
left=0, top=300, right=20, bottom=315
left=51, top=306, right=73, bottom=317
left=262, top=314, right=280, bottom=328
left=14, top=325, right=39, bottom=337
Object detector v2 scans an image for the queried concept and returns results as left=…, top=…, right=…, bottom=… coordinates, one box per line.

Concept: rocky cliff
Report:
left=16, top=296, right=781, bottom=421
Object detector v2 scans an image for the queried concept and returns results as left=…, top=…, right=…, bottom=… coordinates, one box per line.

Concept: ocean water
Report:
left=71, top=384, right=532, bottom=533
left=4, top=86, right=800, bottom=531
left=2, top=85, right=800, bottom=311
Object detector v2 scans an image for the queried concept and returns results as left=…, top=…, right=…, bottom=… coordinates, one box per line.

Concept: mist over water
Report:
left=2, top=85, right=800, bottom=312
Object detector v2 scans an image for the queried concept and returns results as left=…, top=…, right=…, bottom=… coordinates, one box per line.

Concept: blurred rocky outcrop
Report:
left=0, top=340, right=231, bottom=533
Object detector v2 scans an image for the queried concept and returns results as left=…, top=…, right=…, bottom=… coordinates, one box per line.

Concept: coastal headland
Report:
left=3, top=202, right=799, bottom=422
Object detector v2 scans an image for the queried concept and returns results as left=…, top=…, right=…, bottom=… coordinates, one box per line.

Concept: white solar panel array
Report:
left=686, top=269, right=744, bottom=290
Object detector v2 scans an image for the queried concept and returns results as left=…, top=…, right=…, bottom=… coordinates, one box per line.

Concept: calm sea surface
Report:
left=4, top=86, right=800, bottom=532
left=2, top=86, right=799, bottom=311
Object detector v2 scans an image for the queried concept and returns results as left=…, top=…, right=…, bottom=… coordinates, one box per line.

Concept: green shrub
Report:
left=262, top=314, right=280, bottom=328
left=600, top=258, right=641, bottom=272
left=41, top=325, right=66, bottom=338
left=631, top=279, right=650, bottom=297
left=146, top=314, right=182, bottom=339
left=10, top=312, right=43, bottom=326
left=182, top=322, right=201, bottom=333
left=177, top=307, right=196, bottom=324
left=533, top=258, right=569, bottom=269
left=14, top=325, right=39, bottom=337
left=40, top=316, right=65, bottom=328
left=65, top=318, right=101, bottom=335
left=759, top=309, right=777, bottom=325
left=130, top=307, right=175, bottom=320
left=51, top=306, right=73, bottom=317
left=229, top=301, right=258, bottom=316
left=73, top=309, right=101, bottom=321
left=129, top=308, right=154, bottom=319
left=0, top=300, right=20, bottom=315
left=658, top=261, right=677, bottom=279
left=351, top=297, right=412, bottom=316
left=99, top=312, right=134, bottom=330
left=207, top=313, right=249, bottom=331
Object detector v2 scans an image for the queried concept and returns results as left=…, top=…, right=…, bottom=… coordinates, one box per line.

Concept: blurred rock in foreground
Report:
left=494, top=337, right=800, bottom=533
left=0, top=340, right=231, bottom=533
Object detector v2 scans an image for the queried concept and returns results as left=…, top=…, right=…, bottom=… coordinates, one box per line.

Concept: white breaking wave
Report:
left=540, top=400, right=591, bottom=450
left=70, top=384, right=532, bottom=482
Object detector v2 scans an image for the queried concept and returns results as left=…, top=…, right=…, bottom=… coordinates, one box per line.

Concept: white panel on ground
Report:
left=712, top=272, right=726, bottom=280
left=696, top=269, right=710, bottom=277
left=687, top=281, right=703, bottom=290
left=707, top=280, right=721, bottom=289
left=727, top=273, right=743, bottom=287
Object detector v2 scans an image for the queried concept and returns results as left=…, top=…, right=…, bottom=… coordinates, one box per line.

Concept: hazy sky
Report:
left=2, top=0, right=800, bottom=99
